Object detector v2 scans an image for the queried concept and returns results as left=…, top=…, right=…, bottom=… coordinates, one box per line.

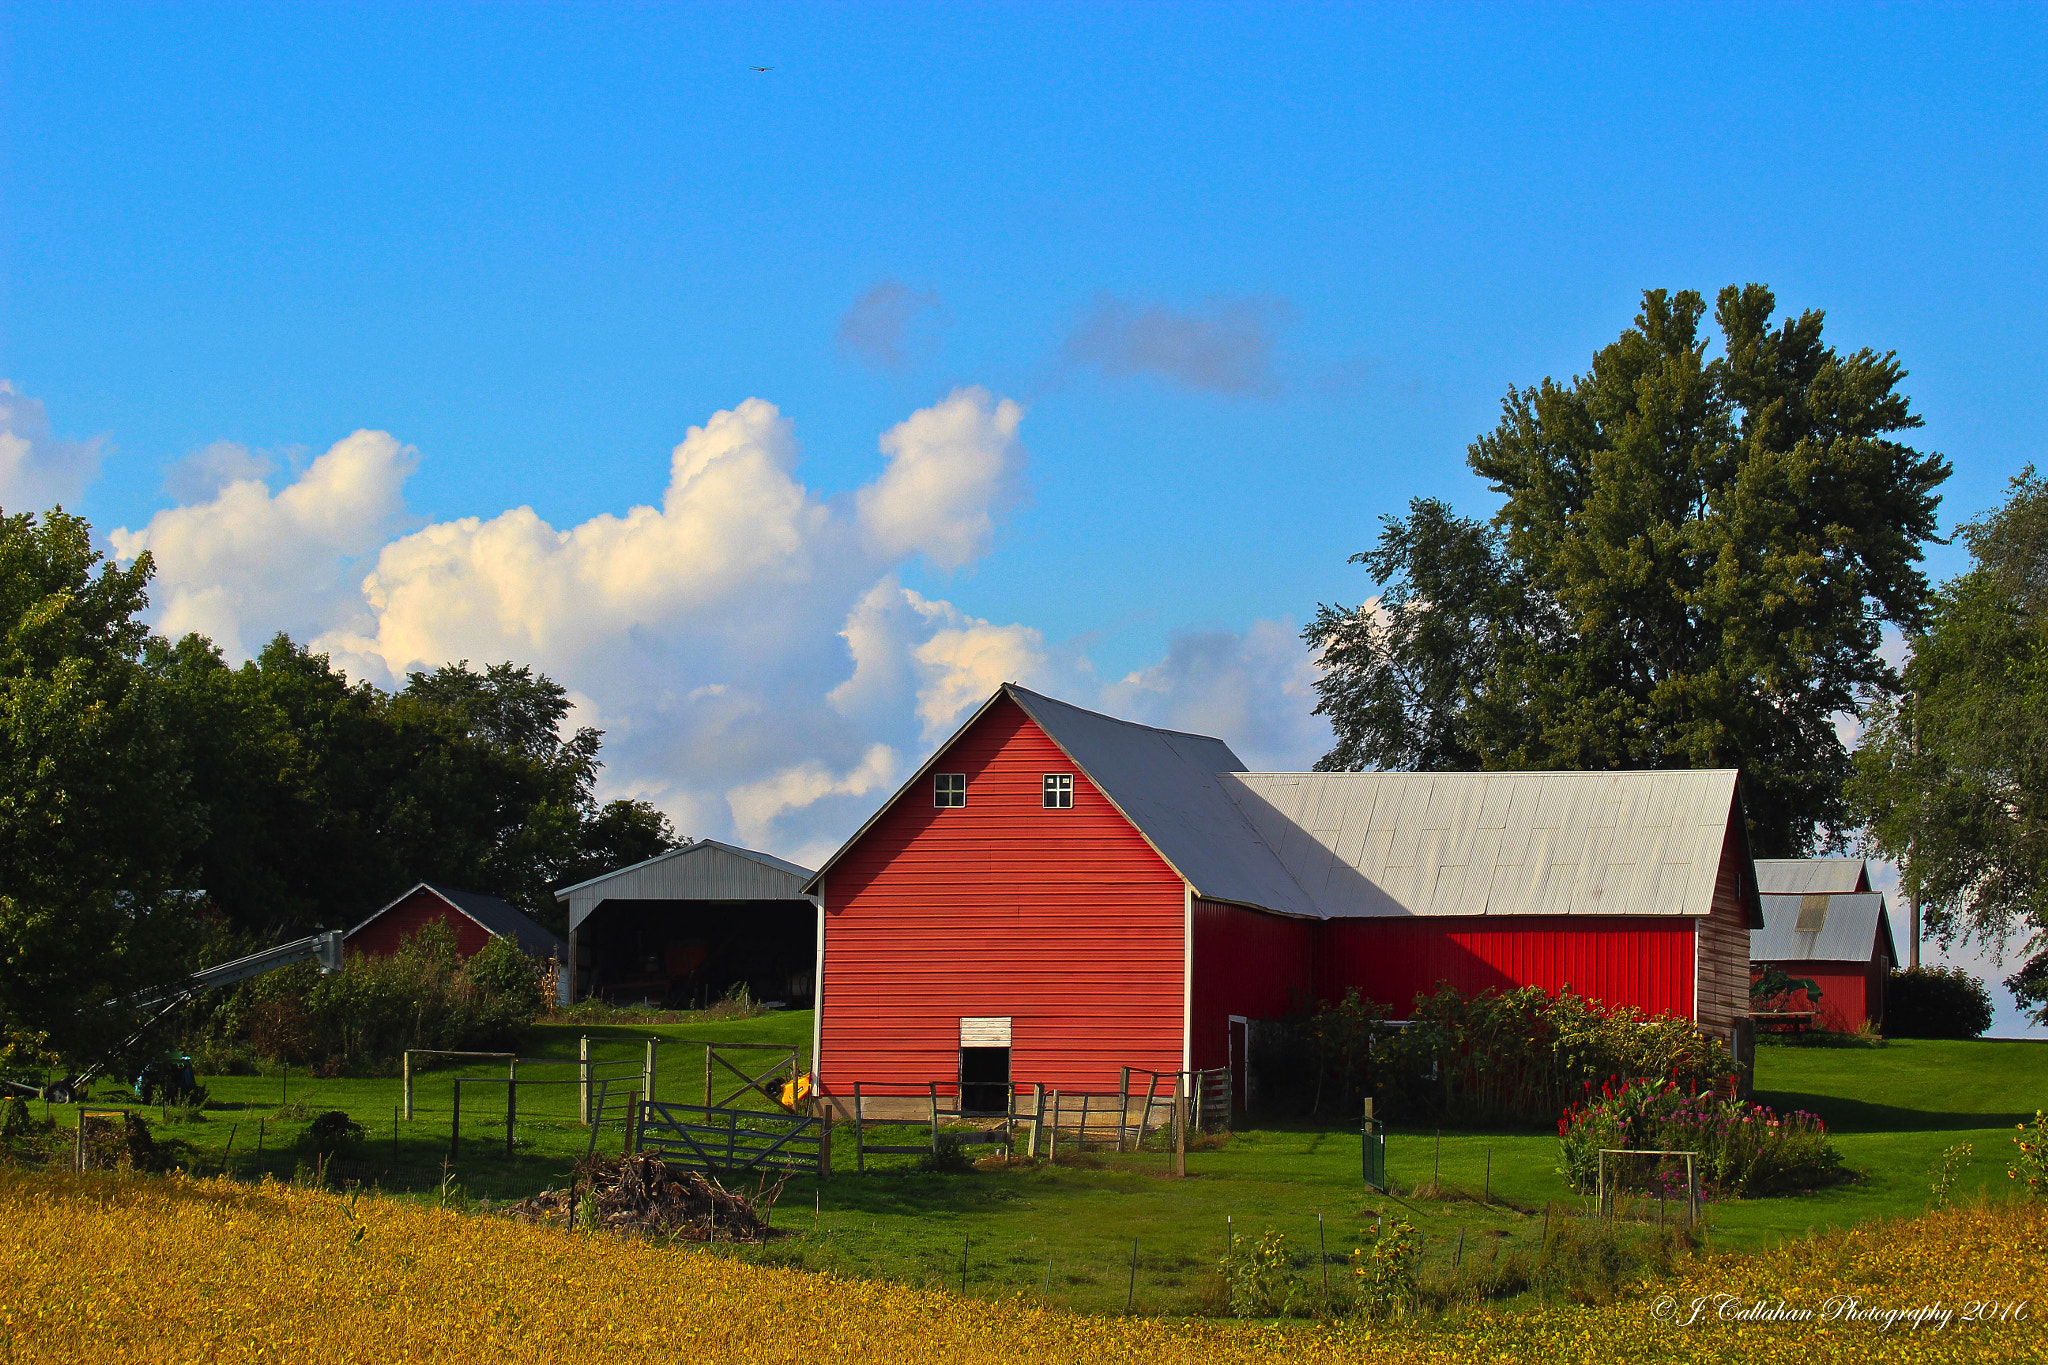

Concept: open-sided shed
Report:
left=556, top=840, right=817, bottom=1009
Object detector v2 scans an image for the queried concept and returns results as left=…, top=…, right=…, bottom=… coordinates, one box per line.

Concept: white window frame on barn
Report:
left=1042, top=773, right=1074, bottom=809
left=934, top=773, right=967, bottom=807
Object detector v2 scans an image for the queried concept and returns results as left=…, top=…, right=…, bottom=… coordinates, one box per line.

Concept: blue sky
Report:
left=4, top=4, right=2045, bottom=1028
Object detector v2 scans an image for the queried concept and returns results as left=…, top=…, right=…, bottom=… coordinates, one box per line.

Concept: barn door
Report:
left=1228, top=1016, right=1249, bottom=1115
left=959, top=1016, right=1012, bottom=1116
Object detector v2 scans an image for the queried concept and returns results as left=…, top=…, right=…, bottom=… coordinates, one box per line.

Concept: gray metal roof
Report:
left=1004, top=687, right=1322, bottom=917
left=346, top=883, right=565, bottom=960
left=1752, top=892, right=1897, bottom=966
left=801, top=684, right=1750, bottom=922
left=1754, top=858, right=1869, bottom=896
left=557, top=839, right=815, bottom=933
left=1220, top=769, right=1741, bottom=917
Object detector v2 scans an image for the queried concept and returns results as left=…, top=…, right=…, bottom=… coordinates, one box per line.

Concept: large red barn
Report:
left=803, top=685, right=1761, bottom=1110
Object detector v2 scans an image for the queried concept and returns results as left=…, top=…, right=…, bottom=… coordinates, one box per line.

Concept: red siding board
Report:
left=1755, top=958, right=1886, bottom=1032
left=1188, top=900, right=1315, bottom=1072
left=819, top=698, right=1186, bottom=1094
left=1319, top=916, right=1696, bottom=1020
left=347, top=890, right=495, bottom=958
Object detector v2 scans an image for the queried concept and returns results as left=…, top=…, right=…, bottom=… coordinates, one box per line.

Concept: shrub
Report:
left=1557, top=1077, right=1843, bottom=1197
left=301, top=1111, right=367, bottom=1157
left=202, top=921, right=547, bottom=1075
left=1887, top=966, right=1994, bottom=1038
left=1264, top=984, right=1737, bottom=1126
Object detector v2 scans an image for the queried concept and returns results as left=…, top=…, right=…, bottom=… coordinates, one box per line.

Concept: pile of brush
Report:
left=509, top=1152, right=781, bottom=1242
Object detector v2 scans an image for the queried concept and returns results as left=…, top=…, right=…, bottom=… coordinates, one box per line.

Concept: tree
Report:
left=1849, top=469, right=2048, bottom=1019
left=0, top=509, right=201, bottom=1053
left=1306, top=285, right=1949, bottom=855
left=152, top=644, right=683, bottom=941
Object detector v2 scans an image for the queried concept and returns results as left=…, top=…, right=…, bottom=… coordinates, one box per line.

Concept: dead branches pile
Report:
left=509, top=1152, right=783, bottom=1243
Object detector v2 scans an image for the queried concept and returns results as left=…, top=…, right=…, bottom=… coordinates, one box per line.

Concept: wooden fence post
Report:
left=853, top=1084, right=866, bottom=1174
left=1173, top=1092, right=1187, bottom=1179
left=704, top=1044, right=714, bottom=1108
left=505, top=1066, right=517, bottom=1159
left=579, top=1035, right=591, bottom=1126
left=644, top=1038, right=659, bottom=1107
left=818, top=1110, right=832, bottom=1177
left=929, top=1082, right=940, bottom=1153
left=1027, top=1083, right=1045, bottom=1159
left=402, top=1050, right=414, bottom=1121
left=1047, top=1090, right=1059, bottom=1162
left=1117, top=1067, right=1131, bottom=1152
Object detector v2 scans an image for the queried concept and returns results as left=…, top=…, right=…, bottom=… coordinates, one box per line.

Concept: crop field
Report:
left=2, top=1165, right=2044, bottom=1364
left=19, top=1014, right=2048, bottom=1319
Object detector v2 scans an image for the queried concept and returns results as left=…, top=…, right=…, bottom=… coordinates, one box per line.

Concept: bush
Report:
left=301, top=1111, right=366, bottom=1157
left=200, top=922, right=548, bottom=1075
left=1557, top=1077, right=1843, bottom=1197
left=1887, top=966, right=1994, bottom=1038
left=1261, top=985, right=1736, bottom=1127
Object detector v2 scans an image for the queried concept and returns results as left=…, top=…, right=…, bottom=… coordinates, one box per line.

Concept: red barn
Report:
left=803, top=685, right=1762, bottom=1110
left=345, top=883, right=565, bottom=963
left=1750, top=888, right=1898, bottom=1032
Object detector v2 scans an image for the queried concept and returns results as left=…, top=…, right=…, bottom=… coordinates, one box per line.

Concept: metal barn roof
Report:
left=802, top=684, right=1751, bottom=923
left=1220, top=769, right=1743, bottom=918
left=1754, top=858, right=1870, bottom=895
left=1003, top=687, right=1323, bottom=917
left=556, top=839, right=814, bottom=934
left=346, top=883, right=565, bottom=960
left=1752, top=892, right=1897, bottom=966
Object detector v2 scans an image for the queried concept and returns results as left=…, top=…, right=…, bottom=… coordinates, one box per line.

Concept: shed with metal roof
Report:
left=1750, top=891, right=1897, bottom=1032
left=345, top=883, right=564, bottom=962
left=556, top=840, right=817, bottom=1009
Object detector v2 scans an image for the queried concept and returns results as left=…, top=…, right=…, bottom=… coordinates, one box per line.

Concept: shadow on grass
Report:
left=1753, top=1089, right=2032, bottom=1134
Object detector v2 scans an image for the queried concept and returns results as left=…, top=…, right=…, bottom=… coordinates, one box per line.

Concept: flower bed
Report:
left=1559, top=1078, right=1844, bottom=1197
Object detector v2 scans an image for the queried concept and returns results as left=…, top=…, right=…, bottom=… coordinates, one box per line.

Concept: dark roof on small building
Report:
left=1752, top=892, right=1897, bottom=967
left=346, top=883, right=565, bottom=960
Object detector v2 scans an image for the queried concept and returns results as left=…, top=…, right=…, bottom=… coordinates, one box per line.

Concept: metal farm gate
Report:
left=636, top=1099, right=825, bottom=1177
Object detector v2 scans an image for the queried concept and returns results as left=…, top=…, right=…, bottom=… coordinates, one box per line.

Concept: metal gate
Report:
left=637, top=1099, right=825, bottom=1176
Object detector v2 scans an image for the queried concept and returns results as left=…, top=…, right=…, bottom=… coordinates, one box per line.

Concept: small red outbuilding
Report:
left=344, top=883, right=565, bottom=963
left=803, top=685, right=1761, bottom=1110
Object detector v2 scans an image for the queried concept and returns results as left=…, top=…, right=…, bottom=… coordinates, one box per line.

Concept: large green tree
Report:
left=0, top=510, right=200, bottom=1053
left=149, top=642, right=681, bottom=940
left=1849, top=470, right=2048, bottom=1020
left=1307, top=286, right=1949, bottom=855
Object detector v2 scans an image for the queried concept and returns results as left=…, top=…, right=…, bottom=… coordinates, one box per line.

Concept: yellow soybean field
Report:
left=1, top=1170, right=2043, bottom=1364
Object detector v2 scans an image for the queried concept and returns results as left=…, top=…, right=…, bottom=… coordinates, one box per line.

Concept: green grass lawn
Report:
left=29, top=1016, right=2048, bottom=1318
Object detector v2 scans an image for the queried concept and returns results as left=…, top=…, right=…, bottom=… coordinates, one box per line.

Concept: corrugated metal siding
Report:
left=1753, top=858, right=1869, bottom=896
left=1696, top=815, right=1753, bottom=1036
left=818, top=697, right=1186, bottom=1093
left=346, top=890, right=494, bottom=958
left=1188, top=899, right=1316, bottom=1072
left=1318, top=916, right=1696, bottom=1019
left=1755, top=960, right=1882, bottom=1031
left=1221, top=769, right=1737, bottom=918
left=561, top=841, right=814, bottom=932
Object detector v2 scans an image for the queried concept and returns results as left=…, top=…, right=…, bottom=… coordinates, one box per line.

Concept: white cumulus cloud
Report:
left=109, top=429, right=416, bottom=658
left=0, top=380, right=106, bottom=514
left=857, top=387, right=1025, bottom=570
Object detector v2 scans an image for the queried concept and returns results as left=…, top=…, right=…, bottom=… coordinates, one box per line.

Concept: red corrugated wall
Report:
left=1758, top=959, right=1882, bottom=1032
left=1188, top=899, right=1315, bottom=1071
left=1318, top=916, right=1696, bottom=1020
left=818, top=697, right=1187, bottom=1095
left=346, top=889, right=494, bottom=958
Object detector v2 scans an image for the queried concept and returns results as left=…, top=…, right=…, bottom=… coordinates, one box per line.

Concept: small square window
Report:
left=934, top=773, right=966, bottom=807
left=1043, top=773, right=1074, bottom=809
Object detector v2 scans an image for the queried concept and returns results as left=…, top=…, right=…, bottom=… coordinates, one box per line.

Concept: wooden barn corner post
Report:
left=644, top=1038, right=660, bottom=1109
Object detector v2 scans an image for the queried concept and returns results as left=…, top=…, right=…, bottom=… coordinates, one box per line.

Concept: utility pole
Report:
left=1908, top=690, right=1922, bottom=969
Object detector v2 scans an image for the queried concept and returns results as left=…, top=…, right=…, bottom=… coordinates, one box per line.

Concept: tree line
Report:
left=0, top=509, right=677, bottom=1054
left=1308, top=283, right=2044, bottom=1019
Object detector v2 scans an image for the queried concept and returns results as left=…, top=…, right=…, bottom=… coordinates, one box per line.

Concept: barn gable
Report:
left=345, top=883, right=563, bottom=960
